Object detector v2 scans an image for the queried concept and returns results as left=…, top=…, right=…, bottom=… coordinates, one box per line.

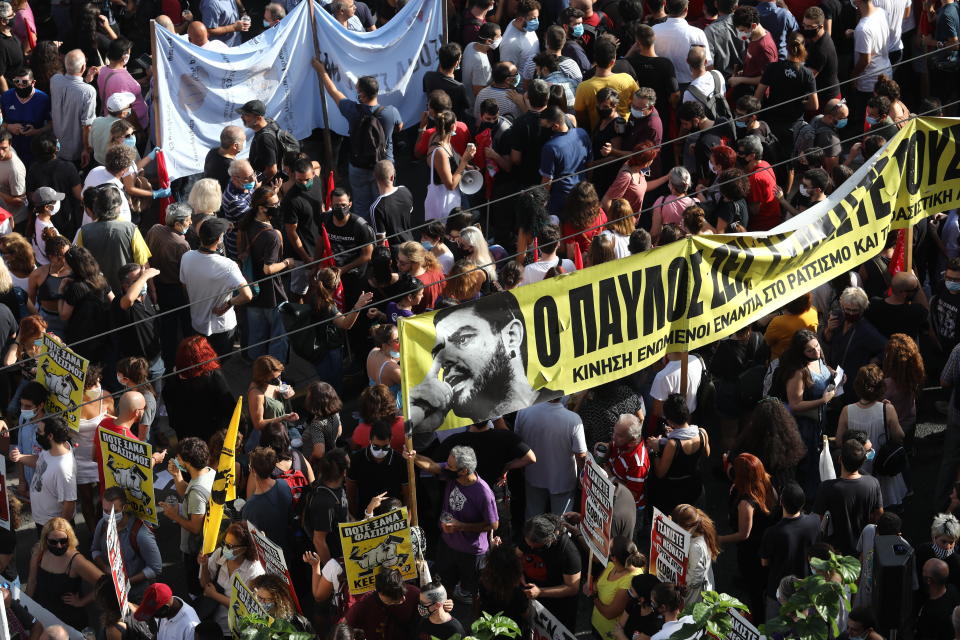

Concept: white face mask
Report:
left=49, top=200, right=61, bottom=215
left=799, top=184, right=810, bottom=197
left=370, top=445, right=390, bottom=459
left=490, top=36, right=502, bottom=49
left=708, top=161, right=719, bottom=175
left=737, top=30, right=751, bottom=41
left=121, top=53, right=130, bottom=66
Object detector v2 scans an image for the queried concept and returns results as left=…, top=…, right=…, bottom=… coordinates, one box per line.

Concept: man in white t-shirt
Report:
left=522, top=224, right=576, bottom=285
left=0, top=131, right=27, bottom=223
left=650, top=352, right=704, bottom=417
left=870, top=0, right=910, bottom=63
left=134, top=583, right=200, bottom=640
left=851, top=0, right=892, bottom=137
left=499, top=0, right=540, bottom=69
left=178, top=216, right=253, bottom=357
left=462, top=22, right=501, bottom=108
left=9, top=417, right=77, bottom=531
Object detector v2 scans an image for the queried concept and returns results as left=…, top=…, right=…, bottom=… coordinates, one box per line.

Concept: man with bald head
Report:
left=794, top=97, right=848, bottom=171
left=204, top=125, right=246, bottom=191
left=188, top=21, right=231, bottom=51
left=93, top=390, right=156, bottom=492
left=263, top=3, right=286, bottom=27
left=918, top=558, right=960, bottom=640
left=865, top=270, right=929, bottom=342
left=49, top=49, right=96, bottom=165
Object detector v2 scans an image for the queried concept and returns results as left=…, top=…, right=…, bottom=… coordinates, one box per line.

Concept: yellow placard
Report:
left=35, top=334, right=88, bottom=431
left=338, top=507, right=417, bottom=595
left=202, top=397, right=241, bottom=555
left=401, top=117, right=960, bottom=432
left=99, top=429, right=157, bottom=525
left=228, top=573, right=272, bottom=638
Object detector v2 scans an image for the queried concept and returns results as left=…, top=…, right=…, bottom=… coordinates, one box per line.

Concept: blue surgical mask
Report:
left=735, top=120, right=747, bottom=129
left=262, top=19, right=271, bottom=27
left=525, top=18, right=539, bottom=31
left=222, top=547, right=239, bottom=561
left=865, top=449, right=876, bottom=461
left=865, top=115, right=878, bottom=125
left=19, top=409, right=35, bottom=423
left=123, top=136, right=136, bottom=148
left=173, top=459, right=187, bottom=474
left=836, top=118, right=848, bottom=129
left=389, top=349, right=400, bottom=359
left=640, top=168, right=651, bottom=176
left=422, top=241, right=434, bottom=251
left=946, top=281, right=960, bottom=292
left=140, top=285, right=148, bottom=298
left=630, top=107, right=648, bottom=119
left=572, top=23, right=584, bottom=37
left=242, top=181, right=256, bottom=192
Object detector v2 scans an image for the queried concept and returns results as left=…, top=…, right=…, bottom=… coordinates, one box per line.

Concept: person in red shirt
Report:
left=94, top=391, right=164, bottom=492
left=728, top=6, right=779, bottom=100
left=608, top=412, right=651, bottom=511
left=414, top=91, right=472, bottom=161
left=560, top=181, right=608, bottom=261
left=345, top=568, right=420, bottom=640
left=736, top=135, right=781, bottom=231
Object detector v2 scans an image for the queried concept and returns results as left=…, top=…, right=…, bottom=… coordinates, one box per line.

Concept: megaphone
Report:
left=459, top=169, right=483, bottom=195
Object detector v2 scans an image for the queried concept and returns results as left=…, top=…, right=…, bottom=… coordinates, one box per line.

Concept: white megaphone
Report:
left=459, top=169, right=483, bottom=195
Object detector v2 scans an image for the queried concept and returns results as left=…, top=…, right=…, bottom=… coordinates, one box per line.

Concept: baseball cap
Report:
left=32, top=187, right=65, bottom=205
left=236, top=100, right=266, bottom=117
left=106, top=92, right=136, bottom=113
left=0, top=3, right=13, bottom=20
left=134, top=583, right=173, bottom=620
left=198, top=217, right=231, bottom=246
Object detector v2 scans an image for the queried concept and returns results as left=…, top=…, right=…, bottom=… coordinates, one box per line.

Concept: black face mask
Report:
left=264, top=205, right=280, bottom=217
left=14, top=87, right=31, bottom=99
left=36, top=433, right=51, bottom=450
left=332, top=205, right=349, bottom=220
left=597, top=106, right=614, bottom=120
left=46, top=541, right=67, bottom=556
left=736, top=155, right=749, bottom=166
left=801, top=28, right=819, bottom=40
left=441, top=468, right=460, bottom=481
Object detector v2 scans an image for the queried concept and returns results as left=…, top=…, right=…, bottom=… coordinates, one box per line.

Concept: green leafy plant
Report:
left=761, top=551, right=861, bottom=640
left=442, top=611, right=523, bottom=640
left=237, top=615, right=314, bottom=640
left=669, top=590, right=749, bottom=640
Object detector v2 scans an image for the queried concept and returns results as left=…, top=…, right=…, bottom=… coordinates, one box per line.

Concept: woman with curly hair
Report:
left=873, top=75, right=909, bottom=128
left=352, top=384, right=405, bottom=451
left=435, top=260, right=486, bottom=308
left=836, top=364, right=906, bottom=508
left=252, top=574, right=312, bottom=630
left=670, top=504, right=719, bottom=605
left=514, top=187, right=550, bottom=267
left=0, top=232, right=36, bottom=291
left=883, top=333, right=925, bottom=438
left=70, top=3, right=117, bottom=66
left=561, top=181, right=608, bottom=259
left=201, top=520, right=265, bottom=634
left=719, top=453, right=779, bottom=615
left=397, top=240, right=445, bottom=311
left=162, top=335, right=236, bottom=442
left=29, top=42, right=63, bottom=93
left=682, top=205, right=713, bottom=236
left=26, top=235, right=70, bottom=336
left=730, top=397, right=806, bottom=491
left=477, top=543, right=531, bottom=634
left=302, top=381, right=343, bottom=461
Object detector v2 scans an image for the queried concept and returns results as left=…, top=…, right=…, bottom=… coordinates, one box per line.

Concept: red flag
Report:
left=887, top=229, right=906, bottom=295
left=319, top=223, right=336, bottom=269
left=565, top=241, right=584, bottom=270
left=155, top=150, right=174, bottom=225
left=532, top=237, right=540, bottom=263
left=324, top=170, right=335, bottom=209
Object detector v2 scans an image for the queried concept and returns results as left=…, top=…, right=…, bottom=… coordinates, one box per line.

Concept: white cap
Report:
left=106, top=92, right=136, bottom=113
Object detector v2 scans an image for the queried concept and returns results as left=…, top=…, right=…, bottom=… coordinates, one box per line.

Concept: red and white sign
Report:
left=579, top=457, right=615, bottom=563
left=649, top=507, right=691, bottom=585
left=247, top=523, right=301, bottom=613
left=107, top=506, right=129, bottom=613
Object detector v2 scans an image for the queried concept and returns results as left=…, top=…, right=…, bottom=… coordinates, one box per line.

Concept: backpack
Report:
left=265, top=121, right=301, bottom=163
left=581, top=10, right=610, bottom=42
left=127, top=519, right=157, bottom=556
left=349, top=105, right=387, bottom=169
left=274, top=452, right=310, bottom=509
left=685, top=70, right=733, bottom=123
left=280, top=302, right=344, bottom=361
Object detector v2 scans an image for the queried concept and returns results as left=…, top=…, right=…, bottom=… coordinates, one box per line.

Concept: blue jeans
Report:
left=246, top=305, right=288, bottom=362
left=313, top=348, right=343, bottom=393
left=524, top=482, right=575, bottom=520
left=348, top=164, right=377, bottom=223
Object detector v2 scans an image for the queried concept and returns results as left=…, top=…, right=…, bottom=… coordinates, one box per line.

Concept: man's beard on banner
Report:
left=450, top=340, right=515, bottom=417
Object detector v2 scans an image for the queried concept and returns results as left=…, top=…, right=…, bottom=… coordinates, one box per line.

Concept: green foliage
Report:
left=761, top=551, right=861, bottom=640
left=442, top=611, right=523, bottom=640
left=670, top=591, right=749, bottom=640
left=236, top=616, right=314, bottom=640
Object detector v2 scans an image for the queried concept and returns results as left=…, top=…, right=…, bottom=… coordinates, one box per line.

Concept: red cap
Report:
left=134, top=583, right=174, bottom=621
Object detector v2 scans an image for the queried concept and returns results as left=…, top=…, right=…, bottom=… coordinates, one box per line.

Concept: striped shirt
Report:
left=220, top=181, right=250, bottom=260
left=611, top=441, right=650, bottom=507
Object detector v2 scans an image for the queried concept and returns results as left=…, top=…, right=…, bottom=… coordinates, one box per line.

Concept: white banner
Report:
left=154, top=0, right=443, bottom=180
left=106, top=506, right=129, bottom=614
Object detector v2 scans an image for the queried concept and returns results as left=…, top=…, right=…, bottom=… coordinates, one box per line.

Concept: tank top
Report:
left=38, top=270, right=65, bottom=307
left=369, top=357, right=402, bottom=410
left=36, top=551, right=86, bottom=630
left=845, top=402, right=885, bottom=475
left=667, top=430, right=705, bottom=480
left=430, top=145, right=458, bottom=184
left=76, top=396, right=108, bottom=485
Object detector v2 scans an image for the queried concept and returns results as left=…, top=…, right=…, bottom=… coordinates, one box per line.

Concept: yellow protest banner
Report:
left=202, top=397, right=241, bottom=555
left=99, top=429, right=158, bottom=525
left=400, top=117, right=960, bottom=432
left=228, top=573, right=272, bottom=638
left=35, top=334, right=88, bottom=431
left=338, top=507, right=417, bottom=595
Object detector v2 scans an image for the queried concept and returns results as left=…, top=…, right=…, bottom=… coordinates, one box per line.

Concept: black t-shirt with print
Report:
left=319, top=212, right=376, bottom=276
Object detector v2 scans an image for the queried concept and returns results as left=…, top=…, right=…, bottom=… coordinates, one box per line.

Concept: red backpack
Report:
left=274, top=451, right=310, bottom=508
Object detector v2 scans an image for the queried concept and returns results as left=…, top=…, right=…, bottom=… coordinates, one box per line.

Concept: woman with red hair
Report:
left=600, top=141, right=662, bottom=213
left=161, top=335, right=236, bottom=442
left=719, top=453, right=779, bottom=617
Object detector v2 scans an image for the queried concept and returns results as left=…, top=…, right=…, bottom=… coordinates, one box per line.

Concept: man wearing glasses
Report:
left=346, top=419, right=409, bottom=518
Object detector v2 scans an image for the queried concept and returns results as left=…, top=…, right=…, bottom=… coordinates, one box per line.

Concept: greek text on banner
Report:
left=400, top=118, right=960, bottom=433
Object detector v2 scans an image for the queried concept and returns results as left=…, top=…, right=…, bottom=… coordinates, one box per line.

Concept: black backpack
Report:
left=874, top=404, right=907, bottom=476
left=265, top=121, right=301, bottom=163
left=685, top=70, right=734, bottom=123
left=350, top=105, right=387, bottom=169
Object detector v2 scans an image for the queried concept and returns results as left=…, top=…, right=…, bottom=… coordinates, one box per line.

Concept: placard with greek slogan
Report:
left=99, top=429, right=157, bottom=525
left=35, top=334, right=88, bottom=431
left=107, top=506, right=129, bottom=613
left=580, top=457, right=615, bottom=563
left=649, top=507, right=691, bottom=584
left=339, top=507, right=416, bottom=595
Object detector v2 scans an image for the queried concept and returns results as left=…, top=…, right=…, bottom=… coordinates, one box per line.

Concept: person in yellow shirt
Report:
left=574, top=38, right=640, bottom=132
left=764, top=292, right=819, bottom=360
left=590, top=536, right=645, bottom=637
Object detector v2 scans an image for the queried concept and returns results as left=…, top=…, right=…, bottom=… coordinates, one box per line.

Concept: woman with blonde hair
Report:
left=26, top=518, right=103, bottom=631
left=252, top=574, right=312, bottom=630
left=425, top=110, right=476, bottom=221
left=0, top=232, right=35, bottom=291
left=397, top=240, right=445, bottom=310
left=457, top=226, right=498, bottom=293
left=670, top=504, right=719, bottom=605
left=309, top=267, right=373, bottom=390
left=366, top=324, right=402, bottom=411
left=601, top=199, right=635, bottom=259
left=187, top=178, right=223, bottom=250
left=883, top=333, right=925, bottom=438
left=435, top=260, right=486, bottom=308
left=247, top=355, right=298, bottom=451
left=590, top=536, right=646, bottom=637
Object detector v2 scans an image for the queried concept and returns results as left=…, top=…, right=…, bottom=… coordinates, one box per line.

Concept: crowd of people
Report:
left=0, top=0, right=953, bottom=638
